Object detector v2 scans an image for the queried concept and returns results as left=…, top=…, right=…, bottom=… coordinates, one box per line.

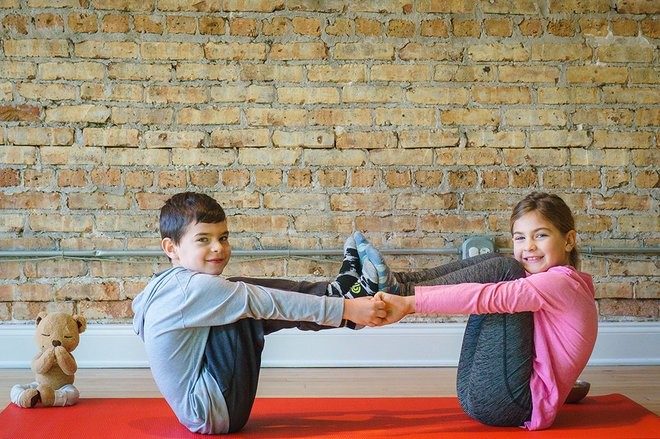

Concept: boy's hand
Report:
left=374, top=292, right=415, bottom=324
left=342, top=297, right=387, bottom=327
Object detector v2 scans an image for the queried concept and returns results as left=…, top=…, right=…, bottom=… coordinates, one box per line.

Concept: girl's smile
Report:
left=512, top=210, right=576, bottom=274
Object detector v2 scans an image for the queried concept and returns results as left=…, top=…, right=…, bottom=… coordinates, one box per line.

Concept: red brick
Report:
left=0, top=105, right=40, bottom=121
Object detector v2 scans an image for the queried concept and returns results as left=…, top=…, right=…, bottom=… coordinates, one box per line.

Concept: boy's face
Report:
left=162, top=220, right=231, bottom=275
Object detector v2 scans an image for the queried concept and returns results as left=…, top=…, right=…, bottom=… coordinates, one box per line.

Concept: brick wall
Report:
left=0, top=0, right=658, bottom=323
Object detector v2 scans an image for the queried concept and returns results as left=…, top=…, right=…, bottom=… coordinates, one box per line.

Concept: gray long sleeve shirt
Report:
left=132, top=267, right=344, bottom=434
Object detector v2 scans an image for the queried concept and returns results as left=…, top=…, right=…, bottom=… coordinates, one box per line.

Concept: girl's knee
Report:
left=498, top=256, right=525, bottom=281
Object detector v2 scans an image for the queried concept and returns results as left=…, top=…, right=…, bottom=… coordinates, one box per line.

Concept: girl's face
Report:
left=162, top=220, right=232, bottom=275
left=512, top=210, right=576, bottom=274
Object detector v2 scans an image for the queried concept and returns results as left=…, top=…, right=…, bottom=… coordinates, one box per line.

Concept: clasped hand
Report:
left=343, top=292, right=414, bottom=327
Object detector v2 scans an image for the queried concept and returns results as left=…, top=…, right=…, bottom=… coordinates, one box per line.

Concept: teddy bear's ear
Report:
left=73, top=315, right=87, bottom=334
left=36, top=312, right=48, bottom=325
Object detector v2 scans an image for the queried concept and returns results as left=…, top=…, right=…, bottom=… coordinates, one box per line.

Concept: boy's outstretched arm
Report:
left=342, top=297, right=386, bottom=327
left=374, top=292, right=415, bottom=325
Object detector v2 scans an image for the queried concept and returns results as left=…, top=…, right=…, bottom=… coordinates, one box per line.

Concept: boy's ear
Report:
left=161, top=238, right=178, bottom=260
left=565, top=230, right=577, bottom=251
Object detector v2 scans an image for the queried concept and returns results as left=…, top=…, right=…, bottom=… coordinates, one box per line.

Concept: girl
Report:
left=365, top=192, right=598, bottom=430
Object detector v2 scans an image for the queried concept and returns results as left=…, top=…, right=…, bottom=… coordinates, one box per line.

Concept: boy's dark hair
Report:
left=510, top=191, right=579, bottom=267
left=160, top=192, right=226, bottom=244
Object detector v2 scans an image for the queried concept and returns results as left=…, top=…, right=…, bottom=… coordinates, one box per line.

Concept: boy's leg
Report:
left=204, top=318, right=265, bottom=433
left=208, top=274, right=356, bottom=431
left=226, top=276, right=335, bottom=333
left=228, top=234, right=385, bottom=333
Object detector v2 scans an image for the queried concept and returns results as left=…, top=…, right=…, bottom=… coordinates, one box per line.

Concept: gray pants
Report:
left=395, top=253, right=533, bottom=426
left=204, top=278, right=332, bottom=433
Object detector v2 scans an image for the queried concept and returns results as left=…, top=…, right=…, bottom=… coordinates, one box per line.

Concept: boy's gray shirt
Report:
left=132, top=266, right=344, bottom=434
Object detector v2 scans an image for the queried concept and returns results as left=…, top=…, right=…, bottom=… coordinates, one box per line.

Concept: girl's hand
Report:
left=374, top=292, right=415, bottom=324
left=342, top=296, right=387, bottom=327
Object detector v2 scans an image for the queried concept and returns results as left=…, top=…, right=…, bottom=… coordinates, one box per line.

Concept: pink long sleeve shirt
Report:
left=415, top=265, right=598, bottom=431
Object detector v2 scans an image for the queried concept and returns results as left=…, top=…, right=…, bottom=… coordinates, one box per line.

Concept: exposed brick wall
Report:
left=0, top=0, right=658, bottom=322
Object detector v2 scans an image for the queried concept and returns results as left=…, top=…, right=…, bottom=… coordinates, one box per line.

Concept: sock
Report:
left=347, top=255, right=379, bottom=298
left=327, top=234, right=382, bottom=330
left=340, top=259, right=383, bottom=330
left=327, top=233, right=382, bottom=299
left=326, top=235, right=361, bottom=298
left=354, top=231, right=401, bottom=294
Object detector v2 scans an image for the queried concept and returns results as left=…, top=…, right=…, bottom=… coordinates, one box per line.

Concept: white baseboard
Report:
left=1, top=322, right=658, bottom=368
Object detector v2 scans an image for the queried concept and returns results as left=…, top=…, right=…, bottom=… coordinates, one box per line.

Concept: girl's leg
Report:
left=404, top=254, right=533, bottom=426
left=393, top=253, right=505, bottom=294
left=354, top=231, right=506, bottom=295
left=457, top=313, right=533, bottom=425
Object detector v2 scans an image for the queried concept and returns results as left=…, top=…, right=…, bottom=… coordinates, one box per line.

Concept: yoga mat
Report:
left=1, top=394, right=658, bottom=438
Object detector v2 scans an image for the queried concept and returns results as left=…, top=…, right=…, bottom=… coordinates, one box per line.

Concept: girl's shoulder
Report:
left=528, top=265, right=595, bottom=296
left=550, top=265, right=592, bottom=281
left=532, top=265, right=589, bottom=277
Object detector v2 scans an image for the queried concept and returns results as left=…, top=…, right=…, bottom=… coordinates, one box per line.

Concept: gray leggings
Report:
left=395, top=253, right=533, bottom=426
left=204, top=278, right=332, bottom=433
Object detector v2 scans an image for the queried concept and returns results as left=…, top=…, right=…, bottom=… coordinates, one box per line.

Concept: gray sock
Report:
left=354, top=231, right=401, bottom=294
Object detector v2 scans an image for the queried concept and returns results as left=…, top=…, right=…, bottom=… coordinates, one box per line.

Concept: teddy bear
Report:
left=10, top=312, right=87, bottom=408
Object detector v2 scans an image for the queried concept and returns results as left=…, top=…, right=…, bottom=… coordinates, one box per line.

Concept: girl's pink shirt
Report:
left=415, top=265, right=598, bottom=430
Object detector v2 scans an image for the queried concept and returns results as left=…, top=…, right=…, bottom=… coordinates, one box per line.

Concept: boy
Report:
left=132, top=192, right=386, bottom=434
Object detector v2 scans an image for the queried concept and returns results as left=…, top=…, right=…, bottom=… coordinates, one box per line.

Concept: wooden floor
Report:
left=2, top=366, right=658, bottom=415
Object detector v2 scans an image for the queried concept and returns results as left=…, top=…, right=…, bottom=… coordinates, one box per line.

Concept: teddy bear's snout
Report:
left=52, top=340, right=61, bottom=347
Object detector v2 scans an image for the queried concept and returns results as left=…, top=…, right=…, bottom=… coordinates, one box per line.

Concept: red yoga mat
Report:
left=1, top=394, right=658, bottom=438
